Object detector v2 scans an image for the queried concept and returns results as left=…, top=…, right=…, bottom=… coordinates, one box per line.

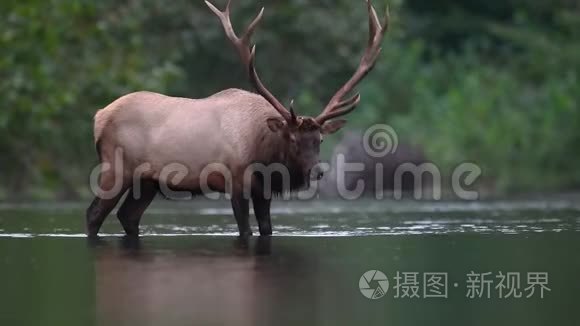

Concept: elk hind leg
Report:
left=86, top=169, right=130, bottom=237
left=117, top=179, right=158, bottom=236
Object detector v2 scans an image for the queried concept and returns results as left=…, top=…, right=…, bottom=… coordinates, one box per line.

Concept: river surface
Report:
left=0, top=199, right=578, bottom=325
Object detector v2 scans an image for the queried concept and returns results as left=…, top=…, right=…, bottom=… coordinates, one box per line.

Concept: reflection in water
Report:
left=0, top=200, right=579, bottom=325
left=87, top=232, right=580, bottom=326
left=94, top=237, right=315, bottom=326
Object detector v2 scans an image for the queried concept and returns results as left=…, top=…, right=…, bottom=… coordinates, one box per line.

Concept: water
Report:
left=0, top=199, right=578, bottom=325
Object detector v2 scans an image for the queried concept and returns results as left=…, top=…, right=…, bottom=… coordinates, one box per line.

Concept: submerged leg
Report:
left=252, top=193, right=272, bottom=236
left=117, top=179, right=158, bottom=236
left=86, top=166, right=130, bottom=237
left=86, top=190, right=128, bottom=237
left=231, top=190, right=252, bottom=238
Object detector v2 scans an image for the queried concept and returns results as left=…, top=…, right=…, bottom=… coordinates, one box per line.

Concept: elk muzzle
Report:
left=310, top=165, right=325, bottom=181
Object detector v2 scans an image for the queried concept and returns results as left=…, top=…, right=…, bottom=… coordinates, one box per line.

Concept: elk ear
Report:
left=321, top=119, right=347, bottom=135
left=267, top=118, right=287, bottom=133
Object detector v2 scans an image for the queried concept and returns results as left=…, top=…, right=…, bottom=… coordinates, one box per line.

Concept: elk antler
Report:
left=205, top=0, right=293, bottom=123
left=316, top=0, right=389, bottom=125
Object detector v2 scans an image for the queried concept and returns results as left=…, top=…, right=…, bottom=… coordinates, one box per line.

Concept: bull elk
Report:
left=86, top=0, right=389, bottom=237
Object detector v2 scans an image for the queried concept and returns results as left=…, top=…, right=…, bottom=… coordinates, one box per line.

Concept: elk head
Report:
left=206, top=0, right=389, bottom=183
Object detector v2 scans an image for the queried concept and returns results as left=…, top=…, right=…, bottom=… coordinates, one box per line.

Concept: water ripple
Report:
left=0, top=199, right=578, bottom=238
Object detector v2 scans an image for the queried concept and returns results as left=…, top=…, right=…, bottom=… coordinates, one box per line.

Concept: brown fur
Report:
left=93, top=88, right=315, bottom=195
left=87, top=0, right=388, bottom=237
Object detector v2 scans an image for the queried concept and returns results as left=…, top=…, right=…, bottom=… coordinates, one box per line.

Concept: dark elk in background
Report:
left=320, top=131, right=428, bottom=198
left=86, top=0, right=390, bottom=237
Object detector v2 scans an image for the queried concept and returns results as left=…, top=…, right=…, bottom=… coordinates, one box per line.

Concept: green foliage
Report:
left=359, top=1, right=580, bottom=192
left=387, top=57, right=580, bottom=191
left=0, top=0, right=579, bottom=198
left=0, top=0, right=182, bottom=198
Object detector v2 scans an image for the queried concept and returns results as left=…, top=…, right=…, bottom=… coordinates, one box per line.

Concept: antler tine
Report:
left=243, top=7, right=264, bottom=43
left=317, top=94, right=362, bottom=122
left=316, top=0, right=390, bottom=125
left=204, top=0, right=263, bottom=67
left=206, top=0, right=292, bottom=122
left=312, top=93, right=362, bottom=123
left=336, top=93, right=362, bottom=111
left=289, top=99, right=298, bottom=121
left=204, top=0, right=233, bottom=40
left=248, top=46, right=292, bottom=121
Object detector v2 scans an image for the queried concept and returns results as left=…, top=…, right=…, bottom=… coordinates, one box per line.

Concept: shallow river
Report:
left=0, top=199, right=578, bottom=325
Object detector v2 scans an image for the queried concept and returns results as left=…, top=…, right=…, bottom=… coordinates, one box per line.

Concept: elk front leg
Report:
left=252, top=194, right=272, bottom=236
left=231, top=190, right=252, bottom=238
